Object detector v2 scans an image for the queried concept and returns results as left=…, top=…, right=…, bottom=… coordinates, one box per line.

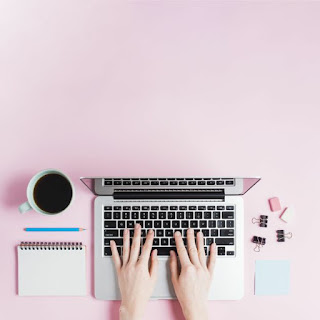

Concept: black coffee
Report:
left=33, top=174, right=73, bottom=214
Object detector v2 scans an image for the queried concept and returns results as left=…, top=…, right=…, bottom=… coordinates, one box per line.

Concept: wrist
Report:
left=182, top=303, right=209, bottom=320
left=119, top=304, right=143, bottom=320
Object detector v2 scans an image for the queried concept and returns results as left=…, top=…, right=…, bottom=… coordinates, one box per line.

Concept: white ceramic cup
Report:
left=19, top=169, right=75, bottom=215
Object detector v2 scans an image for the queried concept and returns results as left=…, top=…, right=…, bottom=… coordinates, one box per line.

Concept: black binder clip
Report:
left=252, top=236, right=266, bottom=252
left=276, top=230, right=293, bottom=242
left=252, top=215, right=268, bottom=228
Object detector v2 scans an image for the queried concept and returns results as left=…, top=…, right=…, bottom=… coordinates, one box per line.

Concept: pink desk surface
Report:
left=1, top=1, right=319, bottom=319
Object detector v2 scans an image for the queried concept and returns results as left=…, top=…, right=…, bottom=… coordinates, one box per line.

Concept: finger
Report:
left=110, top=240, right=121, bottom=272
left=174, top=231, right=190, bottom=267
left=196, top=231, right=206, bottom=268
left=149, top=249, right=158, bottom=281
left=187, top=229, right=201, bottom=266
left=208, top=243, right=217, bottom=276
left=128, top=223, right=141, bottom=264
left=169, top=250, right=178, bottom=283
left=139, top=229, right=154, bottom=264
left=122, top=229, right=130, bottom=265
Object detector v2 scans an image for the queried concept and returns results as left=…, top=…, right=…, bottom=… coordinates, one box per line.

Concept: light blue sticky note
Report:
left=255, top=260, right=290, bottom=295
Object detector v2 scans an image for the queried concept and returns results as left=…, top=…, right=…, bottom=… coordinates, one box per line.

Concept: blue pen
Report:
left=25, top=228, right=86, bottom=232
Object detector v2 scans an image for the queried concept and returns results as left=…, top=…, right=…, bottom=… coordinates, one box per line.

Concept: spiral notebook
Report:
left=18, top=242, right=86, bottom=296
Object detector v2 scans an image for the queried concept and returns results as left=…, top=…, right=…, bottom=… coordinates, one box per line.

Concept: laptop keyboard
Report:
left=103, top=204, right=236, bottom=257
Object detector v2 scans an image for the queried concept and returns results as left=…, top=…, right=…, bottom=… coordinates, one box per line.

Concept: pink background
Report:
left=1, top=1, right=319, bottom=319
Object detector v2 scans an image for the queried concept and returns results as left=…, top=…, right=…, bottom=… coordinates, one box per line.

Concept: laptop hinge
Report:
left=113, top=189, right=225, bottom=200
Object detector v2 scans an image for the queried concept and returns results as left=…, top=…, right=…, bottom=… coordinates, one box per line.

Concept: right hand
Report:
left=170, top=229, right=216, bottom=320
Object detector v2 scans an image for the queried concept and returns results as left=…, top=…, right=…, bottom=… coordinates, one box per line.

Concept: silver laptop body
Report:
left=81, top=177, right=260, bottom=300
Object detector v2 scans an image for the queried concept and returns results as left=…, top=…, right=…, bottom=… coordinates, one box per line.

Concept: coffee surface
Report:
left=33, top=174, right=72, bottom=213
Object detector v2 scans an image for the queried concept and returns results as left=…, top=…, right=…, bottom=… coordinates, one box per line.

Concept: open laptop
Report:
left=81, top=177, right=260, bottom=300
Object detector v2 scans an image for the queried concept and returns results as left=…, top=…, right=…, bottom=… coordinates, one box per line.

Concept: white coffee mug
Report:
left=19, top=169, right=75, bottom=215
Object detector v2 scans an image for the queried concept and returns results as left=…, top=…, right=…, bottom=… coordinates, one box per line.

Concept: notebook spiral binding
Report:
left=19, top=242, right=83, bottom=250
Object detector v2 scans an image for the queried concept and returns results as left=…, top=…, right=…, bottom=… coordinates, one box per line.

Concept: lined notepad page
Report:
left=18, top=245, right=86, bottom=296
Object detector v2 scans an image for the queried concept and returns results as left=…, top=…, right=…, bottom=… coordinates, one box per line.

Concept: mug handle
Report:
left=19, top=201, right=32, bottom=214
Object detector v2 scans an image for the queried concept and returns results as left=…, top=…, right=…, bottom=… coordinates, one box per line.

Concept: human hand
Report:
left=111, top=224, right=158, bottom=320
left=170, top=229, right=216, bottom=320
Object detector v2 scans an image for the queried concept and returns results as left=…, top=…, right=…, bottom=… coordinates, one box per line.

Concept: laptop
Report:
left=81, top=177, right=260, bottom=300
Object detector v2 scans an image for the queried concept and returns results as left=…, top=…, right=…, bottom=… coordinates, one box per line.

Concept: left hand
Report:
left=111, top=224, right=158, bottom=320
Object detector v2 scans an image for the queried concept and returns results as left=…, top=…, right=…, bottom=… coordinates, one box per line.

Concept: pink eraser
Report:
left=269, top=197, right=281, bottom=212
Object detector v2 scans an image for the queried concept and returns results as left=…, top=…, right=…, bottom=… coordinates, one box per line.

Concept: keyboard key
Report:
left=170, top=206, right=178, bottom=210
left=142, top=206, right=150, bottom=210
left=104, top=206, right=112, bottom=210
left=217, top=181, right=224, bottom=185
left=140, top=212, right=148, bottom=219
left=154, top=221, right=162, bottom=228
left=215, top=238, right=234, bottom=245
left=161, top=238, right=169, bottom=245
left=131, top=212, right=139, bottom=219
left=104, top=221, right=116, bottom=228
left=188, top=181, right=196, bottom=185
left=217, top=206, right=225, bottom=210
left=204, top=212, right=211, bottom=219
left=123, top=206, right=131, bottom=210
left=114, top=181, right=121, bottom=185
left=153, top=247, right=177, bottom=255
left=188, top=206, right=196, bottom=210
left=220, top=229, right=234, bottom=237
left=163, top=221, right=171, bottom=228
left=104, top=238, right=123, bottom=246
left=132, top=206, right=140, bottom=210
left=104, top=212, right=112, bottom=219
left=168, top=212, right=175, bottom=219
left=226, top=181, right=233, bottom=185
left=200, top=220, right=207, bottom=228
left=136, top=221, right=144, bottom=228
left=132, top=181, right=140, bottom=185
left=206, top=238, right=214, bottom=245
left=151, top=206, right=159, bottom=210
left=142, top=181, right=150, bottom=185
left=179, top=206, right=187, bottom=210
left=198, top=181, right=205, bottom=185
left=104, top=180, right=112, bottom=185
left=226, top=206, right=234, bottom=210
left=208, top=206, right=215, bottom=210
left=151, top=181, right=159, bottom=185
left=212, top=212, right=220, bottom=219
left=186, top=212, right=193, bottom=219
left=113, top=212, right=121, bottom=219
left=198, top=206, right=206, bottom=210
left=227, top=251, right=234, bottom=255
left=156, top=230, right=164, bottom=237
left=150, top=212, right=157, bottom=219
left=218, top=247, right=225, bottom=255
left=190, top=221, right=198, bottom=228
left=123, top=181, right=131, bottom=185
left=222, top=211, right=234, bottom=219
left=227, top=221, right=234, bottom=228
left=208, top=220, right=216, bottom=228
left=169, top=181, right=178, bottom=185
left=145, top=221, right=153, bottom=229
left=104, top=247, right=112, bottom=256
left=179, top=181, right=187, bottom=185
left=153, top=238, right=160, bottom=246
left=170, top=238, right=176, bottom=246
left=127, top=221, right=134, bottom=228
left=165, top=230, right=174, bottom=237
left=160, top=181, right=168, bottom=185
left=217, top=220, right=225, bottom=228
left=181, top=221, right=189, bottom=228
left=211, top=229, right=218, bottom=237
left=141, top=229, right=146, bottom=237
left=177, top=212, right=184, bottom=219
left=160, top=206, right=168, bottom=210
left=207, top=181, right=215, bottom=185
left=159, top=212, right=166, bottom=219
left=172, top=221, right=180, bottom=228
left=104, top=230, right=119, bottom=237
left=118, top=221, right=125, bottom=228
left=195, top=212, right=202, bottom=219
left=114, top=206, right=121, bottom=210
left=202, top=229, right=209, bottom=237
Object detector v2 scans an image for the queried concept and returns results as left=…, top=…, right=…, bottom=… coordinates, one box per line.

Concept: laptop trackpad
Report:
left=152, top=257, right=176, bottom=299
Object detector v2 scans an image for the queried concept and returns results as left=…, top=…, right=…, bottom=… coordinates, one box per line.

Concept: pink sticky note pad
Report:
left=269, top=197, right=281, bottom=212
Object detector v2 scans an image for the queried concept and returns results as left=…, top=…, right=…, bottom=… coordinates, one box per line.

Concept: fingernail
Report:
left=175, top=231, right=181, bottom=236
left=135, top=223, right=140, bottom=229
left=148, top=229, right=153, bottom=234
left=188, top=228, right=194, bottom=234
left=124, top=229, right=128, bottom=235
